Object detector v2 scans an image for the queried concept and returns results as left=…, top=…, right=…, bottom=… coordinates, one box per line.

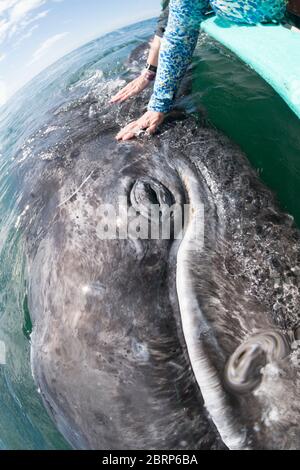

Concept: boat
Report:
left=200, top=1, right=300, bottom=120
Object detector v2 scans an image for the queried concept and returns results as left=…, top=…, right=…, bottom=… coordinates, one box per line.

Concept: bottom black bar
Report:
left=0, top=449, right=293, bottom=465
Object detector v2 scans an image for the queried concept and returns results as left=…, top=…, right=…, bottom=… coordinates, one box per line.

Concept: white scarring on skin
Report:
left=176, top=167, right=249, bottom=450
left=57, top=171, right=94, bottom=209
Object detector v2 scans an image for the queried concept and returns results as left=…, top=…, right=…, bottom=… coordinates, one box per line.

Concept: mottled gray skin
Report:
left=17, top=47, right=300, bottom=450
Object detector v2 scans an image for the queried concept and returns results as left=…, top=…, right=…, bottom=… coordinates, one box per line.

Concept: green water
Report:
left=193, top=34, right=300, bottom=225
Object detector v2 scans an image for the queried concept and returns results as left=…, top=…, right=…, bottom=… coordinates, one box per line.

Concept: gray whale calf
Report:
left=15, top=46, right=300, bottom=450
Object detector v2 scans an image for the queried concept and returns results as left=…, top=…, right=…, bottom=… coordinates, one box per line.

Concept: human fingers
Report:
left=146, top=124, right=158, bottom=135
left=116, top=121, right=139, bottom=140
left=110, top=82, right=134, bottom=103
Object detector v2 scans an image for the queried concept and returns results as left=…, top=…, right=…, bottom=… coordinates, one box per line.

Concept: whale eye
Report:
left=130, top=178, right=175, bottom=219
left=225, top=330, right=291, bottom=394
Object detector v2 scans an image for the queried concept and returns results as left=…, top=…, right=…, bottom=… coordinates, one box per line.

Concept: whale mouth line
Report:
left=175, top=166, right=250, bottom=450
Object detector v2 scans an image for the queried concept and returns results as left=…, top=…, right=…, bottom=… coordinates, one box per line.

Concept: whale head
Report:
left=14, top=50, right=300, bottom=451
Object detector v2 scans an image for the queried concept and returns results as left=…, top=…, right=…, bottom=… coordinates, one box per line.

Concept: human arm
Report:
left=110, top=36, right=161, bottom=104
left=148, top=0, right=207, bottom=113
left=116, top=0, right=206, bottom=140
left=110, top=1, right=170, bottom=104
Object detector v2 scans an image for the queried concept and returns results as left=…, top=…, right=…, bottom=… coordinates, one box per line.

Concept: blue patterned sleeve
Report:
left=148, top=0, right=208, bottom=113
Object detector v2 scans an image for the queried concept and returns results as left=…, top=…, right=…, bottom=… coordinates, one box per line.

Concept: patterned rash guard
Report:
left=148, top=0, right=288, bottom=113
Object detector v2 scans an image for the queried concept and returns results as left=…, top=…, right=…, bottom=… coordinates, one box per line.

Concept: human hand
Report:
left=110, top=74, right=151, bottom=104
left=116, top=111, right=165, bottom=141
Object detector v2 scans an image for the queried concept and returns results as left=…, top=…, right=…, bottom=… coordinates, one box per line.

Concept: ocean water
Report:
left=0, top=17, right=299, bottom=450
left=193, top=34, right=300, bottom=224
